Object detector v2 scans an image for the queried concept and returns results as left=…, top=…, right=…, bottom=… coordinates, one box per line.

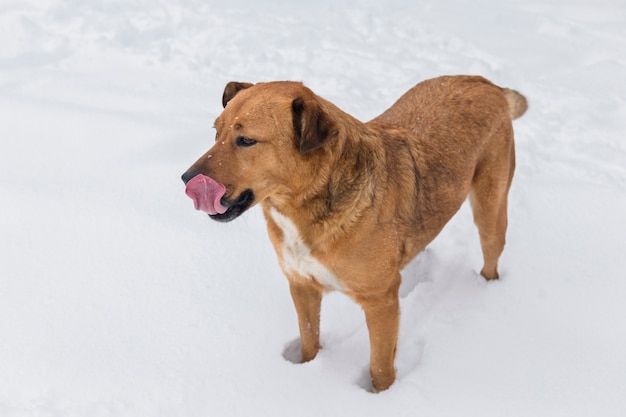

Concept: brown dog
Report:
left=182, top=75, right=527, bottom=391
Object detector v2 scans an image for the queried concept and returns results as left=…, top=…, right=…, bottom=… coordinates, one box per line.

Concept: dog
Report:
left=182, top=75, right=527, bottom=391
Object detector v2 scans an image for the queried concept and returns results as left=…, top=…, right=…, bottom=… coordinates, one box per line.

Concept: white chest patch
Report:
left=269, top=208, right=342, bottom=291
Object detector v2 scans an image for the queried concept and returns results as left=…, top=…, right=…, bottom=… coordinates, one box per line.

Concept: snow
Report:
left=1, top=0, right=625, bottom=415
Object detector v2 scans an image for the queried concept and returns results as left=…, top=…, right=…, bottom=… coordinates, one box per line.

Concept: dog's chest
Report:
left=269, top=208, right=342, bottom=291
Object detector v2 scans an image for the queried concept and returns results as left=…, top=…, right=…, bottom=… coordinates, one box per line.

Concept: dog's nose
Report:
left=181, top=170, right=199, bottom=185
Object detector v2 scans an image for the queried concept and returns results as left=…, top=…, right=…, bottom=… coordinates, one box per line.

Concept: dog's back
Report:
left=373, top=76, right=520, bottom=141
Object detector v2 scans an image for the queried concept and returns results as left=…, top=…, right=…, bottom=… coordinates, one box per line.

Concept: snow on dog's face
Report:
left=181, top=81, right=337, bottom=222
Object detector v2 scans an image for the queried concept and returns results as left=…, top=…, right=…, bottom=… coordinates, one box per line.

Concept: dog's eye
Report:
left=236, top=136, right=257, bottom=147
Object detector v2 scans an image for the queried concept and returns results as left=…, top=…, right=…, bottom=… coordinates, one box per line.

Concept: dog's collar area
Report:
left=209, top=189, right=255, bottom=222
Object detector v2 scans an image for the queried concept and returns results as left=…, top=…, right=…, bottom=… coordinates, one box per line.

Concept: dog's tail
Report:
left=502, top=88, right=528, bottom=120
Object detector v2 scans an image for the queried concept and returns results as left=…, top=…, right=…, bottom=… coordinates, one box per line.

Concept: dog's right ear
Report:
left=292, top=96, right=338, bottom=155
left=222, top=82, right=254, bottom=108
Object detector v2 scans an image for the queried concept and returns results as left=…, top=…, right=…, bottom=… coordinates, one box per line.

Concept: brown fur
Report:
left=182, top=75, right=527, bottom=391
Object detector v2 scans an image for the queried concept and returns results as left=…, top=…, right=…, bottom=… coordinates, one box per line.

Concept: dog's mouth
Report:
left=209, top=189, right=255, bottom=222
left=183, top=174, right=254, bottom=222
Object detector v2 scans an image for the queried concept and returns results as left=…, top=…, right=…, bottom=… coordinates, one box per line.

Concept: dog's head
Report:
left=181, top=81, right=338, bottom=222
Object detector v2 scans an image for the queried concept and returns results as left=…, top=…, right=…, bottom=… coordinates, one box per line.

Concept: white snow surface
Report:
left=1, top=0, right=625, bottom=416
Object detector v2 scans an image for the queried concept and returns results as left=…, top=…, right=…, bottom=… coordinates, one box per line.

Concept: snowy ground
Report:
left=1, top=0, right=625, bottom=416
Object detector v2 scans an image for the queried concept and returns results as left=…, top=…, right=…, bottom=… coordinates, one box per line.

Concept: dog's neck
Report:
left=263, top=118, right=387, bottom=248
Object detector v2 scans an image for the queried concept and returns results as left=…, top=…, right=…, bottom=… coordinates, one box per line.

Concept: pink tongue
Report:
left=185, top=174, right=228, bottom=215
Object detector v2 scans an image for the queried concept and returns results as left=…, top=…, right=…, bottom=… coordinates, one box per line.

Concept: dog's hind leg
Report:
left=469, top=131, right=515, bottom=281
left=288, top=279, right=323, bottom=362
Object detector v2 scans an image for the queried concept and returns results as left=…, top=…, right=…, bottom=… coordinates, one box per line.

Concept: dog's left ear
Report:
left=292, top=97, right=338, bottom=155
left=222, top=82, right=254, bottom=108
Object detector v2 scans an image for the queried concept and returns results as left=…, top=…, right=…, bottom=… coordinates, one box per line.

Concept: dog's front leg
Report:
left=361, top=289, right=400, bottom=392
left=288, top=279, right=323, bottom=362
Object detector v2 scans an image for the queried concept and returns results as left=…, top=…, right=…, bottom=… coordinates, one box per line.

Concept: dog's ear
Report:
left=292, top=97, right=338, bottom=155
left=222, top=82, right=254, bottom=108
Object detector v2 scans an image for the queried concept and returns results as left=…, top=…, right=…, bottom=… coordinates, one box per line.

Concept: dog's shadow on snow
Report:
left=399, top=249, right=433, bottom=299
left=283, top=339, right=377, bottom=392
left=282, top=339, right=303, bottom=364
